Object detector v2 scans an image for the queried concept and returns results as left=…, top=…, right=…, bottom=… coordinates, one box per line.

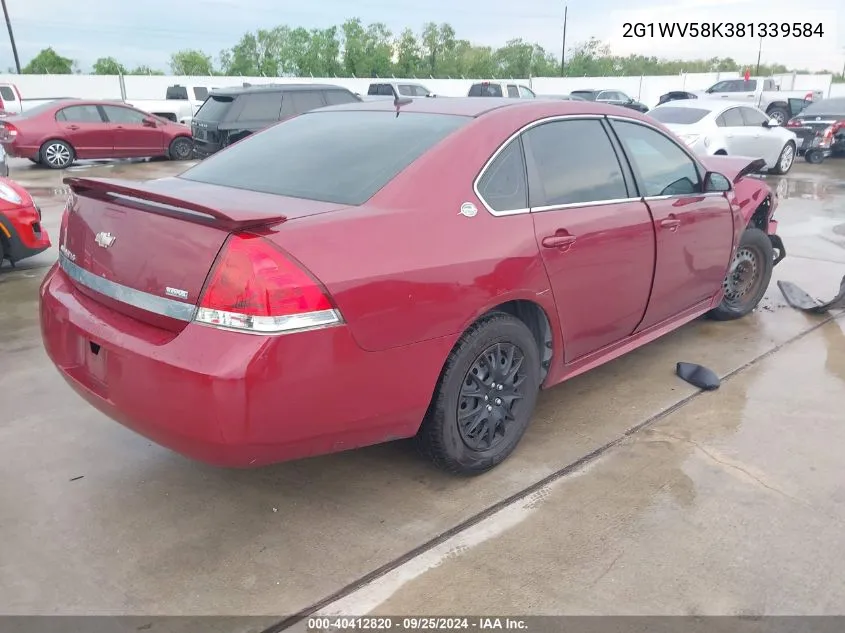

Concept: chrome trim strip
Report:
left=643, top=192, right=727, bottom=202
left=530, top=197, right=642, bottom=213
left=59, top=254, right=197, bottom=322
left=472, top=114, right=604, bottom=217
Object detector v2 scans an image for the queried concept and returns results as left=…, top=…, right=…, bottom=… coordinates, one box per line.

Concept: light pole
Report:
left=755, top=36, right=762, bottom=76
left=1, top=0, right=20, bottom=73
left=560, top=5, right=568, bottom=77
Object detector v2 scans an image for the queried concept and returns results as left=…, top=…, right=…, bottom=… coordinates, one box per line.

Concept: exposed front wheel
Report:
left=770, top=142, right=795, bottom=175
left=39, top=140, right=74, bottom=169
left=416, top=312, right=541, bottom=475
left=168, top=136, right=194, bottom=161
left=708, top=228, right=774, bottom=321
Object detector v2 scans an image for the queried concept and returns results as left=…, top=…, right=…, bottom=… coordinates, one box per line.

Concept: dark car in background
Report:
left=786, top=97, right=845, bottom=158
left=656, top=91, right=699, bottom=106
left=570, top=89, right=649, bottom=113
left=191, top=83, right=361, bottom=157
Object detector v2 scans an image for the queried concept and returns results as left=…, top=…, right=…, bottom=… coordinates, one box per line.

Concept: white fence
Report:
left=1, top=72, right=839, bottom=110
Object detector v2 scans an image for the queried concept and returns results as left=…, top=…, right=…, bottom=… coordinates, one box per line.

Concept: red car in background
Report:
left=0, top=99, right=194, bottom=169
left=0, top=177, right=50, bottom=267
left=40, top=98, right=784, bottom=475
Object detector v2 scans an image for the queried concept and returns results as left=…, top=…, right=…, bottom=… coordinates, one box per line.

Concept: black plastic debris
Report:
left=777, top=275, right=845, bottom=314
left=676, top=362, right=720, bottom=391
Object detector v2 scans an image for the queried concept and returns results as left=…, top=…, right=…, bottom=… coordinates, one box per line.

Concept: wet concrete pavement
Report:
left=1, top=157, right=844, bottom=622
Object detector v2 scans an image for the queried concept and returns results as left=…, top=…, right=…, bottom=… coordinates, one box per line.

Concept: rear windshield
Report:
left=180, top=110, right=469, bottom=205
left=649, top=107, right=711, bottom=124
left=166, top=86, right=189, bottom=100
left=469, top=83, right=503, bottom=97
left=16, top=101, right=60, bottom=118
left=195, top=95, right=234, bottom=121
left=570, top=91, right=597, bottom=101
left=799, top=98, right=845, bottom=117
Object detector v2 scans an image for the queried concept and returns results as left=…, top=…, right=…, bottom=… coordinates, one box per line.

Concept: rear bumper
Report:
left=39, top=266, right=448, bottom=467
left=192, top=140, right=223, bottom=158
left=0, top=206, right=51, bottom=262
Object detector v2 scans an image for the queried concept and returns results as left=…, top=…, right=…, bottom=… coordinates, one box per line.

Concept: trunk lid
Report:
left=60, top=176, right=345, bottom=331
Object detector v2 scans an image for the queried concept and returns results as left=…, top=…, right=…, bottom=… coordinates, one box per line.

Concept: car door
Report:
left=714, top=107, right=748, bottom=154
left=720, top=79, right=757, bottom=102
left=54, top=104, right=112, bottom=158
left=102, top=105, right=165, bottom=157
left=608, top=118, right=734, bottom=330
left=596, top=91, right=624, bottom=106
left=521, top=118, right=656, bottom=361
left=739, top=106, right=783, bottom=166
left=506, top=84, right=520, bottom=98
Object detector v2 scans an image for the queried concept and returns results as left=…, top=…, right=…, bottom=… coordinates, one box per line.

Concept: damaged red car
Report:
left=0, top=177, right=51, bottom=268
left=39, top=98, right=785, bottom=474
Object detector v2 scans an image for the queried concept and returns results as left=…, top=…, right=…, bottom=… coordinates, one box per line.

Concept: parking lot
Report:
left=2, top=155, right=845, bottom=624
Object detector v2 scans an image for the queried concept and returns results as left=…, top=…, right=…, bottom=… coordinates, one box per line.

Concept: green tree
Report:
left=394, top=28, right=421, bottom=77
left=92, top=56, right=127, bottom=75
left=169, top=49, right=214, bottom=75
left=128, top=65, right=165, bottom=75
left=22, top=47, right=74, bottom=74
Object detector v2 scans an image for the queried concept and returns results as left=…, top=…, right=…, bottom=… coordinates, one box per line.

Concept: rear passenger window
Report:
left=612, top=120, right=700, bottom=197
left=56, top=105, right=103, bottom=123
left=477, top=139, right=528, bottom=212
left=237, top=92, right=283, bottom=121
left=286, top=91, right=326, bottom=115
left=507, top=85, right=519, bottom=98
left=324, top=90, right=358, bottom=106
left=0, top=86, right=14, bottom=101
left=524, top=119, right=628, bottom=206
left=716, top=107, right=744, bottom=127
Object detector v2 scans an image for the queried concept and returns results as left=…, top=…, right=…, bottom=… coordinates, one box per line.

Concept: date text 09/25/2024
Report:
left=307, top=617, right=528, bottom=631
left=622, top=22, right=825, bottom=38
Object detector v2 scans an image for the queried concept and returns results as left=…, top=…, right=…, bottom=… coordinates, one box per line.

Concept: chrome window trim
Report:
left=473, top=112, right=723, bottom=218
left=59, top=253, right=197, bottom=322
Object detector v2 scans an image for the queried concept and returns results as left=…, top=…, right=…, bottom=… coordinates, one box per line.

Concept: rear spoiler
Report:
left=64, top=177, right=287, bottom=230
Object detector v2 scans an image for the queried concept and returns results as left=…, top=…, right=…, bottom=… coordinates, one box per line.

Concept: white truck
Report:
left=691, top=77, right=824, bottom=125
left=126, top=84, right=214, bottom=126
left=0, top=82, right=24, bottom=115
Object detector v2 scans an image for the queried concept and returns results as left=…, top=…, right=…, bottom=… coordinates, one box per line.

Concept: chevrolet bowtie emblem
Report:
left=95, top=232, right=116, bottom=248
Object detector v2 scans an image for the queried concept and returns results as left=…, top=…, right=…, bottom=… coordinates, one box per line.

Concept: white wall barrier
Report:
left=0, top=72, right=836, bottom=110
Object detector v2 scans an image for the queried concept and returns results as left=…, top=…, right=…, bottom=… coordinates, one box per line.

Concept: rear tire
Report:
left=770, top=141, right=795, bottom=175
left=39, top=140, right=74, bottom=169
left=766, top=106, right=789, bottom=126
left=708, top=228, right=774, bottom=321
left=415, top=312, right=541, bottom=475
left=167, top=136, right=194, bottom=161
left=805, top=149, right=825, bottom=164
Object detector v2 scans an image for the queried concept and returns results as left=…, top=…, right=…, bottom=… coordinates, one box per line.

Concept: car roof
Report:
left=212, top=83, right=352, bottom=97
left=654, top=99, right=759, bottom=112
left=308, top=97, right=652, bottom=119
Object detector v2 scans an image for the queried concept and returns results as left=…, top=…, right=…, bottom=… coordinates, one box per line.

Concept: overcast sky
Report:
left=4, top=0, right=844, bottom=73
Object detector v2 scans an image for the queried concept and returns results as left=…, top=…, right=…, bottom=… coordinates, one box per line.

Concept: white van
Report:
left=0, top=83, right=23, bottom=116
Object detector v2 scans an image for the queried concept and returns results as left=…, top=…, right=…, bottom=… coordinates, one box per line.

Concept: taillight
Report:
left=0, top=122, right=18, bottom=137
left=195, top=233, right=342, bottom=335
left=786, top=119, right=802, bottom=128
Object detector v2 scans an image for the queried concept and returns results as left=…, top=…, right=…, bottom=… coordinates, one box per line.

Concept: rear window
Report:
left=16, top=101, right=59, bottom=118
left=180, top=110, right=469, bottom=205
left=570, top=91, right=597, bottom=101
left=469, top=83, right=503, bottom=97
left=324, top=90, right=359, bottom=106
left=0, top=86, right=14, bottom=101
left=799, top=98, right=845, bottom=117
left=195, top=95, right=234, bottom=121
left=649, top=107, right=711, bottom=124
left=236, top=92, right=283, bottom=121
left=166, top=86, right=189, bottom=100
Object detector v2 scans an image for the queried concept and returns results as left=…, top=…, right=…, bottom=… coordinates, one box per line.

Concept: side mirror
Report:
left=626, top=97, right=634, bottom=104
left=704, top=171, right=731, bottom=193
left=764, top=118, right=780, bottom=127
left=142, top=117, right=157, bottom=127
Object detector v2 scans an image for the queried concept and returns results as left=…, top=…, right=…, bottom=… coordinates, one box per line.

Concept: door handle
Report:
left=660, top=217, right=681, bottom=231
left=541, top=234, right=577, bottom=250
left=115, top=126, right=124, bottom=129
left=67, top=125, right=79, bottom=130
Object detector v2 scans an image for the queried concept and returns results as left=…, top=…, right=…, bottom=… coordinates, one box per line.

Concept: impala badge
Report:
left=165, top=287, right=189, bottom=300
left=95, top=232, right=116, bottom=248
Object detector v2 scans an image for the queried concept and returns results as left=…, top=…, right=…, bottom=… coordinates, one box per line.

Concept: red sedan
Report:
left=0, top=99, right=194, bottom=169
left=39, top=98, right=784, bottom=474
left=0, top=177, right=50, bottom=266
